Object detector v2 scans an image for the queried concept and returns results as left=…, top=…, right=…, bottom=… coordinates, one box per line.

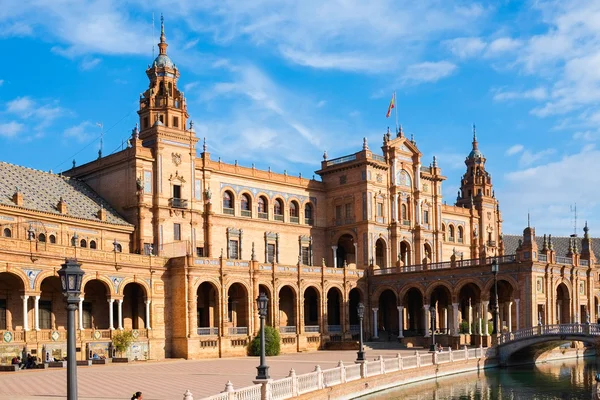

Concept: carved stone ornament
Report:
left=172, top=152, right=182, bottom=166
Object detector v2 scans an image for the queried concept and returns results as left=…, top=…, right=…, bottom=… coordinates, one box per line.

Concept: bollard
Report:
left=379, top=355, right=385, bottom=374
left=289, top=368, right=298, bottom=396
left=183, top=389, right=193, bottom=400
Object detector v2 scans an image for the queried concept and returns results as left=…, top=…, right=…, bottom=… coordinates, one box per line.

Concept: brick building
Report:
left=0, top=20, right=597, bottom=361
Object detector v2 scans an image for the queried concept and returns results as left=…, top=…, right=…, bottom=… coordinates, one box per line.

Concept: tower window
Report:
left=174, top=223, right=181, bottom=241
left=173, top=184, right=181, bottom=199
left=423, top=210, right=429, bottom=224
left=143, top=117, right=149, bottom=129
left=159, top=115, right=164, bottom=124
left=173, top=117, right=179, bottom=128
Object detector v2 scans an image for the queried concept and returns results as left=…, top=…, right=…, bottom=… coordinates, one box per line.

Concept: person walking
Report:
left=131, top=391, right=143, bottom=400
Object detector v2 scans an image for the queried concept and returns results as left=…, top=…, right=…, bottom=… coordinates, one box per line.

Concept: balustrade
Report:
left=279, top=326, right=297, bottom=334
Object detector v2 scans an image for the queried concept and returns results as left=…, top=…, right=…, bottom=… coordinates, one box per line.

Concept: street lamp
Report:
left=492, top=258, right=500, bottom=335
left=58, top=258, right=85, bottom=400
left=429, top=306, right=436, bottom=352
left=356, top=303, right=366, bottom=362
left=255, top=293, right=269, bottom=380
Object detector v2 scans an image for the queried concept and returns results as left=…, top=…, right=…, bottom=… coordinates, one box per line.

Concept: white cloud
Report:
left=485, top=37, right=521, bottom=56
left=5, top=96, right=66, bottom=132
left=7, top=97, right=35, bottom=116
left=506, top=144, right=524, bottom=156
left=280, top=48, right=394, bottom=73
left=316, top=100, right=326, bottom=108
left=493, top=87, right=548, bottom=102
left=63, top=121, right=97, bottom=144
left=0, top=122, right=24, bottom=137
left=518, top=148, right=556, bottom=167
left=444, top=37, right=486, bottom=59
left=0, top=80, right=4, bottom=86
left=80, top=57, right=101, bottom=70
left=402, top=61, right=457, bottom=85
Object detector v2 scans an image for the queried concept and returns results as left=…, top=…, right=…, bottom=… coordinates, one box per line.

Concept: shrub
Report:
left=459, top=320, right=469, bottom=334
left=249, top=326, right=281, bottom=356
left=112, top=330, right=135, bottom=357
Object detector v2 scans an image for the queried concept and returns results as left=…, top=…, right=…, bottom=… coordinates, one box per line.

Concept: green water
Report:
left=359, top=357, right=599, bottom=399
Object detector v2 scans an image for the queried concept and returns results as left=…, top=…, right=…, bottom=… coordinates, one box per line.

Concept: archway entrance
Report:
left=378, top=289, right=398, bottom=339
left=326, top=288, right=342, bottom=334
left=303, top=287, right=319, bottom=333
left=258, top=284, right=272, bottom=326
left=279, top=286, right=297, bottom=333
left=557, top=283, right=571, bottom=324
left=336, top=234, right=355, bottom=267
left=39, top=277, right=63, bottom=330
left=375, top=238, right=386, bottom=268
left=423, top=243, right=432, bottom=263
left=403, top=288, right=424, bottom=335
left=197, top=282, right=220, bottom=335
left=123, top=283, right=146, bottom=330
left=82, top=280, right=109, bottom=330
left=490, top=280, right=514, bottom=332
left=227, top=283, right=248, bottom=335
left=458, top=283, right=481, bottom=335
left=400, top=241, right=411, bottom=266
left=429, top=285, right=452, bottom=334
left=0, top=272, right=25, bottom=330
left=348, top=288, right=361, bottom=336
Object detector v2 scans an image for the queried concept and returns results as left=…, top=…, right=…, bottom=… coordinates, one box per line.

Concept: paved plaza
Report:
left=0, top=348, right=428, bottom=400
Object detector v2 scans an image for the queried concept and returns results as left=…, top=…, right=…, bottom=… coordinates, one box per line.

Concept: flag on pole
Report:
left=386, top=93, right=395, bottom=118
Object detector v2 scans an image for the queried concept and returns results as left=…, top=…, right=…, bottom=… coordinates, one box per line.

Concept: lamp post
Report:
left=356, top=303, right=366, bottom=362
left=429, top=306, right=436, bottom=352
left=255, top=293, right=269, bottom=380
left=492, top=258, right=499, bottom=335
left=58, top=258, right=85, bottom=400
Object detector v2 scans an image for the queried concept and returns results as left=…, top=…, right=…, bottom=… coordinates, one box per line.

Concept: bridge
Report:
left=497, top=323, right=600, bottom=365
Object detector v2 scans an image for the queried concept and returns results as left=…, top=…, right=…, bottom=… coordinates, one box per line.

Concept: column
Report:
left=78, top=298, right=83, bottom=330
left=423, top=305, right=430, bottom=337
left=468, top=299, right=473, bottom=334
left=393, top=194, right=399, bottom=222
left=108, top=299, right=115, bottom=330
left=353, top=243, right=358, bottom=265
left=452, top=303, right=459, bottom=337
left=372, top=308, right=379, bottom=339
left=117, top=299, right=124, bottom=330
left=515, top=299, right=520, bottom=330
left=332, top=246, right=338, bottom=268
left=446, top=305, right=452, bottom=335
left=34, top=296, right=40, bottom=331
left=482, top=301, right=489, bottom=336
left=21, top=295, right=29, bottom=332
left=476, top=306, right=482, bottom=335
left=507, top=301, right=513, bottom=332
left=443, top=308, right=448, bottom=334
left=397, top=306, right=404, bottom=338
left=557, top=300, right=562, bottom=324
left=145, top=300, right=152, bottom=330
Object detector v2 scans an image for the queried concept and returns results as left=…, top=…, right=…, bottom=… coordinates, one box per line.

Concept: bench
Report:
left=31, top=363, right=48, bottom=369
left=92, top=359, right=110, bottom=365
left=76, top=360, right=92, bottom=366
left=0, top=365, right=19, bottom=372
left=48, top=361, right=66, bottom=368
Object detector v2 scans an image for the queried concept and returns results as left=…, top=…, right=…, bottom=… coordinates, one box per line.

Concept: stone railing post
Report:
left=416, top=351, right=421, bottom=368
left=315, top=365, right=324, bottom=389
left=449, top=347, right=453, bottom=362
left=262, top=381, right=272, bottom=400
left=223, top=381, right=235, bottom=400
left=359, top=361, right=367, bottom=378
left=338, top=361, right=346, bottom=383
left=479, top=344, right=483, bottom=358
left=289, top=369, right=298, bottom=397
left=183, top=390, right=193, bottom=400
left=378, top=355, right=385, bottom=374
left=397, top=353, right=403, bottom=370
left=433, top=351, right=438, bottom=365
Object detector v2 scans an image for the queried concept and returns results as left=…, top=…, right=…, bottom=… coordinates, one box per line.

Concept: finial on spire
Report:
left=158, top=13, right=168, bottom=55
left=398, top=124, right=403, bottom=137
left=584, top=221, right=590, bottom=238
left=323, top=150, right=328, bottom=161
left=432, top=155, right=437, bottom=168
left=472, top=123, right=477, bottom=141
left=527, top=210, right=530, bottom=227
left=161, top=13, right=165, bottom=36
left=203, top=137, right=207, bottom=153
left=363, top=137, right=369, bottom=151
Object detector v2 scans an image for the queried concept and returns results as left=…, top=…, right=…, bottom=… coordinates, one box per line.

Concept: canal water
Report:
left=359, top=357, right=599, bottom=399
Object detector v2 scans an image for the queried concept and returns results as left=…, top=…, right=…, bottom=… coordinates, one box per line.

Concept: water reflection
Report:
left=359, top=357, right=599, bottom=399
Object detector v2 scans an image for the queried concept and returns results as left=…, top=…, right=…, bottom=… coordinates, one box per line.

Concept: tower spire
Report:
left=158, top=13, right=168, bottom=55
left=472, top=123, right=478, bottom=150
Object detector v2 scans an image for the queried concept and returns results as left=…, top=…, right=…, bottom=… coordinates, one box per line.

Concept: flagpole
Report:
left=394, top=91, right=399, bottom=134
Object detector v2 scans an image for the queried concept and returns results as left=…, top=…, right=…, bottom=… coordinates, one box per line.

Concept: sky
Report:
left=0, top=0, right=599, bottom=236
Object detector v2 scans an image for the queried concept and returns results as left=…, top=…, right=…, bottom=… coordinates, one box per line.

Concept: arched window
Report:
left=223, top=191, right=234, bottom=215
left=290, top=201, right=299, bottom=223
left=240, top=194, right=251, bottom=217
left=115, top=243, right=123, bottom=253
left=258, top=196, right=268, bottom=218
left=458, top=226, right=464, bottom=243
left=80, top=239, right=87, bottom=248
left=38, top=233, right=46, bottom=243
left=401, top=204, right=408, bottom=221
left=49, top=234, right=56, bottom=244
left=90, top=240, right=97, bottom=249
left=3, top=228, right=11, bottom=238
left=441, top=224, right=446, bottom=241
left=274, top=199, right=284, bottom=221
left=449, top=225, right=455, bottom=241
left=304, top=203, right=313, bottom=225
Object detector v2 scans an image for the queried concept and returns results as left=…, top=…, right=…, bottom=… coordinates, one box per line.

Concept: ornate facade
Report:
left=0, top=20, right=598, bottom=362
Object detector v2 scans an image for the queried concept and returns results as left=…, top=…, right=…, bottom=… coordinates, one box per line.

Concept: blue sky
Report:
left=1, top=0, right=599, bottom=236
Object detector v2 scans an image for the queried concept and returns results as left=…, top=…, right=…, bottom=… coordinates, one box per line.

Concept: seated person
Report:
left=436, top=343, right=443, bottom=352
left=92, top=353, right=100, bottom=360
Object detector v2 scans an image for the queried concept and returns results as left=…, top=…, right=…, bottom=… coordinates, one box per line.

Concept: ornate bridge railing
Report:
left=499, top=323, right=600, bottom=345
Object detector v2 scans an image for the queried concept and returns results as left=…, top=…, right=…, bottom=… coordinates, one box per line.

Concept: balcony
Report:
left=327, top=325, right=342, bottom=334
left=305, top=325, right=320, bottom=333
left=279, top=326, right=297, bottom=334
left=487, top=240, right=496, bottom=247
left=258, top=212, right=268, bottom=220
left=458, top=238, right=464, bottom=243
left=169, top=198, right=188, bottom=209
left=448, top=236, right=455, bottom=242
left=223, top=207, right=234, bottom=215
left=228, top=327, right=248, bottom=335
left=290, top=216, right=299, bottom=224
left=305, top=218, right=314, bottom=225
left=274, top=214, right=284, bottom=222
left=241, top=210, right=252, bottom=217
left=402, top=220, right=411, bottom=226
left=198, top=327, right=219, bottom=336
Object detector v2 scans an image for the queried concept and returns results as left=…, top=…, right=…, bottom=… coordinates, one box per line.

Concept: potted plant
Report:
left=112, top=331, right=135, bottom=363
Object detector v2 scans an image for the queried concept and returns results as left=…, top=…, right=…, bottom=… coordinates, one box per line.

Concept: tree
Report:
left=112, top=330, right=135, bottom=358
left=249, top=326, right=281, bottom=356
